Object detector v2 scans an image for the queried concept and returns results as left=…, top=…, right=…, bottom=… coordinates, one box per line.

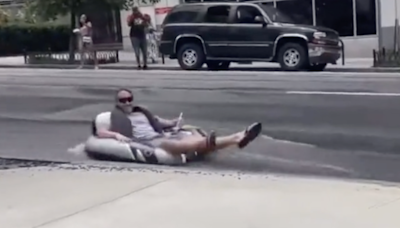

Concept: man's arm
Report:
left=155, top=116, right=178, bottom=128
left=143, top=14, right=151, bottom=27
left=95, top=112, right=129, bottom=141
left=127, top=15, right=133, bottom=27
left=97, top=128, right=119, bottom=139
left=95, top=112, right=117, bottom=138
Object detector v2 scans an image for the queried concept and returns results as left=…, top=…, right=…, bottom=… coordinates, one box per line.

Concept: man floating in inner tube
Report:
left=92, top=88, right=262, bottom=156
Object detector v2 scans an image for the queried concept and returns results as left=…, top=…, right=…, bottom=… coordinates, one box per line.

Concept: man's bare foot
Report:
left=234, top=131, right=246, bottom=144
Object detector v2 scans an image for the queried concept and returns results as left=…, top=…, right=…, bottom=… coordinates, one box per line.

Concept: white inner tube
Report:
left=84, top=136, right=186, bottom=165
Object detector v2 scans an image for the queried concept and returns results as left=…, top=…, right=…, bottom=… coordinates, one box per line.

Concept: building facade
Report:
left=120, top=0, right=396, bottom=58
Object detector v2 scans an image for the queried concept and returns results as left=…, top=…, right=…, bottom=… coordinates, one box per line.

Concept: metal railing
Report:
left=0, top=0, right=25, bottom=6
left=339, top=38, right=345, bottom=65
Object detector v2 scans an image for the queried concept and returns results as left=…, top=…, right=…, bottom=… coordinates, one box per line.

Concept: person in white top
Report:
left=93, top=88, right=263, bottom=156
left=75, top=14, right=98, bottom=69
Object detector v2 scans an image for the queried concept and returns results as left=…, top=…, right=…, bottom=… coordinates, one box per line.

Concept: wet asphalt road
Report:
left=1, top=68, right=400, bottom=182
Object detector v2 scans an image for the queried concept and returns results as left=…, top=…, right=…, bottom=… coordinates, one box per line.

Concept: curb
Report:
left=0, top=64, right=400, bottom=73
left=0, top=64, right=181, bottom=71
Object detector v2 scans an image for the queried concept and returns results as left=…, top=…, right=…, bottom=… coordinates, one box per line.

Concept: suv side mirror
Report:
left=254, top=16, right=267, bottom=26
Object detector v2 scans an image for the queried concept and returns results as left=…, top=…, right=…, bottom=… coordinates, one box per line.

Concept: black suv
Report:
left=159, top=2, right=344, bottom=71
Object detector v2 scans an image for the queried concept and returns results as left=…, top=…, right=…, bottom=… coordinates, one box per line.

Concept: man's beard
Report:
left=116, top=104, right=132, bottom=113
left=121, top=105, right=132, bottom=113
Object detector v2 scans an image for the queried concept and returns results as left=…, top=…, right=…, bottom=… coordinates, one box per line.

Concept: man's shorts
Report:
left=144, top=133, right=186, bottom=148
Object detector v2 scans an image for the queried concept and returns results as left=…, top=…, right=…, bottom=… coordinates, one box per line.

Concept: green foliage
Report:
left=0, top=23, right=70, bottom=56
left=0, top=7, right=10, bottom=24
left=27, top=0, right=161, bottom=21
left=1, top=4, right=38, bottom=24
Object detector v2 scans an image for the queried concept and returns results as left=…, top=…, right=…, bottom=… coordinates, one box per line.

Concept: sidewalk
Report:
left=1, top=163, right=399, bottom=228
left=1, top=51, right=399, bottom=72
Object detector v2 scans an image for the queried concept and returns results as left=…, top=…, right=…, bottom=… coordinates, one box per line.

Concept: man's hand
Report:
left=115, top=133, right=131, bottom=143
left=127, top=15, right=133, bottom=27
left=173, top=117, right=184, bottom=128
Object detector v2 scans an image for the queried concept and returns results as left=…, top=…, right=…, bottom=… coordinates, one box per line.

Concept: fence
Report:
left=373, top=48, right=400, bottom=67
left=24, top=30, right=164, bottom=65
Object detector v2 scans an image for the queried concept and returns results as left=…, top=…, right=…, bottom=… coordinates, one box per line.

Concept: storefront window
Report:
left=259, top=1, right=274, bottom=6
left=315, top=0, right=354, bottom=36
left=179, top=0, right=377, bottom=37
left=239, top=0, right=273, bottom=2
left=183, top=0, right=202, bottom=3
left=275, top=0, right=313, bottom=25
left=355, top=0, right=377, bottom=35
left=164, top=10, right=200, bottom=23
left=259, top=3, right=294, bottom=23
left=203, top=0, right=235, bottom=1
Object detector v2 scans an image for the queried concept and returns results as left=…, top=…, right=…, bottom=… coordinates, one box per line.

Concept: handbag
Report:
left=82, top=35, right=92, bottom=44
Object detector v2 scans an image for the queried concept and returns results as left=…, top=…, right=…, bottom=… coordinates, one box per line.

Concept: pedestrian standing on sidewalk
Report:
left=76, top=14, right=98, bottom=69
left=127, top=7, right=150, bottom=70
left=146, top=15, right=159, bottom=64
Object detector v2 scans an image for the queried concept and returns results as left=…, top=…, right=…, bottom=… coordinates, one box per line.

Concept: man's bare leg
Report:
left=158, top=123, right=262, bottom=155
left=79, top=48, right=85, bottom=69
left=158, top=133, right=241, bottom=155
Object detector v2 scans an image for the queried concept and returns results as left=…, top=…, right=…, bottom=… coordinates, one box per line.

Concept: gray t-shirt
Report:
left=129, top=112, right=161, bottom=140
left=94, top=111, right=161, bottom=140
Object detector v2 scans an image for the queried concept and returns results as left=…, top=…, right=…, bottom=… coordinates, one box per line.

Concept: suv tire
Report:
left=307, top=63, right=327, bottom=71
left=277, top=43, right=308, bottom=71
left=177, top=43, right=205, bottom=70
left=206, top=61, right=231, bottom=70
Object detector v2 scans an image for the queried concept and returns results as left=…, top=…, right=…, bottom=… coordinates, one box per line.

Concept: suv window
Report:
left=204, top=5, right=231, bottom=23
left=234, top=5, right=263, bottom=24
left=258, top=4, right=293, bottom=24
left=163, top=9, right=200, bottom=24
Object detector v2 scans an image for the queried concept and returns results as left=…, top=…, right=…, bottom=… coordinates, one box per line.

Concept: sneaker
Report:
left=238, top=122, right=262, bottom=149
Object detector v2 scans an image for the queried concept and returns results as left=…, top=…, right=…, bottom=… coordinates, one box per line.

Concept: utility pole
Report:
left=395, top=0, right=399, bottom=51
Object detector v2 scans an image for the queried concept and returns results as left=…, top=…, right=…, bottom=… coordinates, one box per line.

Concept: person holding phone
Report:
left=127, top=7, right=150, bottom=69
left=77, top=14, right=98, bottom=69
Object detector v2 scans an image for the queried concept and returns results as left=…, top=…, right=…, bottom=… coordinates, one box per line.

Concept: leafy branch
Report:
left=26, top=0, right=160, bottom=20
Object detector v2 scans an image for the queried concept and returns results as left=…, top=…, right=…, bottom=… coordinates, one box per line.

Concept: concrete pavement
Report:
left=1, top=166, right=399, bottom=228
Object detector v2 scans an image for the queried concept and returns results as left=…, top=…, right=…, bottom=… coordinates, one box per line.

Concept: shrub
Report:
left=0, top=23, right=70, bottom=56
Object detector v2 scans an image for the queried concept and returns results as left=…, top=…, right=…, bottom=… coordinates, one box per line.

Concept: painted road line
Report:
left=261, top=135, right=315, bottom=148
left=286, top=91, right=400, bottom=96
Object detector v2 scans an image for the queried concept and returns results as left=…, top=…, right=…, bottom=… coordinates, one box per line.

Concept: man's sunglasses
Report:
left=118, top=97, right=133, bottom=103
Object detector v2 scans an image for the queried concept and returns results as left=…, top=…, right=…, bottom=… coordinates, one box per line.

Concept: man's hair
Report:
left=115, top=88, right=133, bottom=101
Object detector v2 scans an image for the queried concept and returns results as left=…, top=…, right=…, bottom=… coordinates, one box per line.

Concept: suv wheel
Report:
left=206, top=61, right=230, bottom=70
left=177, top=43, right=205, bottom=70
left=307, top=63, right=327, bottom=71
left=277, top=43, right=308, bottom=71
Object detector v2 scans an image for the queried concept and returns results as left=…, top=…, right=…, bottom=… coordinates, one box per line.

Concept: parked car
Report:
left=159, top=2, right=344, bottom=71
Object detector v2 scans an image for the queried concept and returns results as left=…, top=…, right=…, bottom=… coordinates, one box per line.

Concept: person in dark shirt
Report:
left=127, top=7, right=150, bottom=69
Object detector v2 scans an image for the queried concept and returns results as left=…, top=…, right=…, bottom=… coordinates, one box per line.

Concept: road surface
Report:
left=1, top=68, right=400, bottom=182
